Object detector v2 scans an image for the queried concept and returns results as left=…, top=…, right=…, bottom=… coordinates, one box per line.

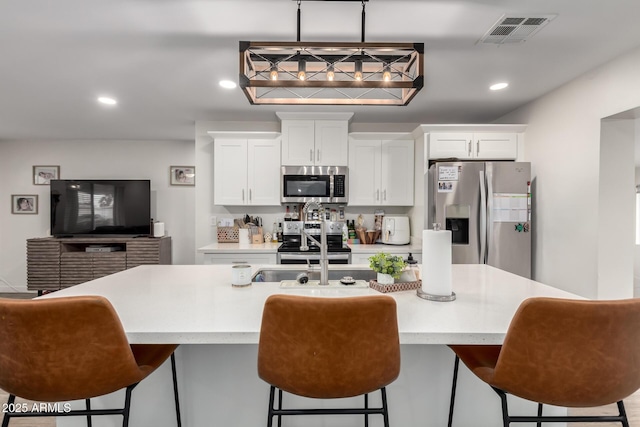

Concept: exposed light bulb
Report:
left=270, top=65, right=278, bottom=81
left=382, top=66, right=391, bottom=82
left=297, top=59, right=306, bottom=81
left=326, top=64, right=335, bottom=81
left=354, top=60, right=363, bottom=81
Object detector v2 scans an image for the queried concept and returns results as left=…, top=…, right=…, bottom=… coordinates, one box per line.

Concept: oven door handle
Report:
left=278, top=253, right=350, bottom=260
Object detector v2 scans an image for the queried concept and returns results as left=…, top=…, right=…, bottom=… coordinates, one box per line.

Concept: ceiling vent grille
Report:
left=479, top=14, right=557, bottom=44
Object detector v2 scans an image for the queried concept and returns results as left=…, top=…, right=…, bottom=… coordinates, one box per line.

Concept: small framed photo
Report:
left=12, top=195, right=38, bottom=214
left=170, top=166, right=195, bottom=186
left=33, top=165, right=60, bottom=185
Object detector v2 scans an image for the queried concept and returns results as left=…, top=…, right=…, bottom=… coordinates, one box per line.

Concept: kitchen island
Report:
left=44, top=264, right=579, bottom=427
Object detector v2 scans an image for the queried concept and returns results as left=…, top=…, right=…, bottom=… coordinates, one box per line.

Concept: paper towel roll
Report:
left=153, top=222, right=165, bottom=237
left=422, top=229, right=452, bottom=296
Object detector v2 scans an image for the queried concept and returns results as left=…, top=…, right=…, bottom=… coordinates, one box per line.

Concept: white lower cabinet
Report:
left=348, top=138, right=414, bottom=206
left=203, top=253, right=277, bottom=265
left=214, top=138, right=281, bottom=206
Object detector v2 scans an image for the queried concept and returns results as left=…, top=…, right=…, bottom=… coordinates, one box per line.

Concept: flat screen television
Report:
left=50, top=179, right=151, bottom=237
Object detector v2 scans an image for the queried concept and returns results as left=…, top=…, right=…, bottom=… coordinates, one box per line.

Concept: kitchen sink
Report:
left=252, top=268, right=376, bottom=283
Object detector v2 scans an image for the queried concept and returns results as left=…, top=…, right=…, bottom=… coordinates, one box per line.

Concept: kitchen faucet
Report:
left=300, top=200, right=329, bottom=286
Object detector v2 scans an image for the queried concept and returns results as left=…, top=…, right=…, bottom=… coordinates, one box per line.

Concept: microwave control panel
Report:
left=334, top=175, right=346, bottom=197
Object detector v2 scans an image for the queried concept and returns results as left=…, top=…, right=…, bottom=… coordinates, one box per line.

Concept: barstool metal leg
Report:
left=618, top=401, right=630, bottom=427
left=121, top=385, right=136, bottom=427
left=170, top=352, right=182, bottom=427
left=86, top=398, right=92, bottom=427
left=277, top=388, right=283, bottom=427
left=364, top=393, right=369, bottom=427
left=447, top=355, right=460, bottom=427
left=267, top=386, right=275, bottom=427
left=536, top=402, right=542, bottom=427
left=496, top=388, right=511, bottom=427
left=1, top=394, right=16, bottom=427
left=381, top=387, right=390, bottom=427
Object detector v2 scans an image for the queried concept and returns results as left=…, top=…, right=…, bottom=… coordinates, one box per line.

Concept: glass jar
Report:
left=399, top=253, right=420, bottom=282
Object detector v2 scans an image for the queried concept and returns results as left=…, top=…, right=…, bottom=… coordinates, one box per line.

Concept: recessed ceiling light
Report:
left=97, top=96, right=117, bottom=105
left=219, top=80, right=237, bottom=89
left=490, top=82, right=509, bottom=91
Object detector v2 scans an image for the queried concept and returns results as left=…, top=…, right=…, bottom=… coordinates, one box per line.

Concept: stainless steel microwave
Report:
left=281, top=166, right=348, bottom=204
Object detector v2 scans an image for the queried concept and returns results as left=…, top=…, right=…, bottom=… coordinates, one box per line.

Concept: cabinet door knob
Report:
left=468, top=140, right=472, bottom=156
left=477, top=140, right=480, bottom=156
left=310, top=149, right=313, bottom=162
left=317, top=149, right=320, bottom=162
left=376, top=189, right=380, bottom=201
left=249, top=189, right=252, bottom=202
left=242, top=189, right=245, bottom=201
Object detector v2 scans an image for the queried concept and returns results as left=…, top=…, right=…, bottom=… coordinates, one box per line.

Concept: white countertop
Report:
left=198, top=242, right=280, bottom=253
left=349, top=242, right=422, bottom=253
left=198, top=241, right=422, bottom=254
left=42, top=264, right=579, bottom=345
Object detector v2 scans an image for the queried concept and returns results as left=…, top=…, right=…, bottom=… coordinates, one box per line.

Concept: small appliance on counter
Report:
left=382, top=215, right=410, bottom=245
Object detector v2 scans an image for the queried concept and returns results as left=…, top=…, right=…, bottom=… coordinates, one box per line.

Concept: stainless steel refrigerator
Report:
left=427, top=161, right=531, bottom=278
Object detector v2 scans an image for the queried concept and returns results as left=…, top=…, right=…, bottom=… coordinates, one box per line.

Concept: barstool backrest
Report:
left=493, top=297, right=640, bottom=407
left=258, top=294, right=400, bottom=399
left=0, top=296, right=145, bottom=402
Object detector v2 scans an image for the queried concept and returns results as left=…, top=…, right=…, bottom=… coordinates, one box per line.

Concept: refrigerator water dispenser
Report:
left=445, top=205, right=470, bottom=245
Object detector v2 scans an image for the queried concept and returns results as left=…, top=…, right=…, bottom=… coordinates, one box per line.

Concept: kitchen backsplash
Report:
left=213, top=205, right=413, bottom=242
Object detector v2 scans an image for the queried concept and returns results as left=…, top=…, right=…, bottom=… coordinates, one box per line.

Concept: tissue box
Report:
left=369, top=279, right=422, bottom=293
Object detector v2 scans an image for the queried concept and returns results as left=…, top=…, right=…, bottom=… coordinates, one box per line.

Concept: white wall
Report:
left=0, top=139, right=195, bottom=292
left=598, top=119, right=635, bottom=298
left=498, top=46, right=640, bottom=299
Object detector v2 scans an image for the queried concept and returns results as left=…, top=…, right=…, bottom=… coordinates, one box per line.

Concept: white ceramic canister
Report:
left=231, top=264, right=252, bottom=286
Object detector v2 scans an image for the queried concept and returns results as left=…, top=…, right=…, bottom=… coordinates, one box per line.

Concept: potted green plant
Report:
left=368, top=252, right=406, bottom=285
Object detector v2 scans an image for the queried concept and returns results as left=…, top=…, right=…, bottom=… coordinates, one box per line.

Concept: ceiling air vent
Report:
left=478, top=14, right=557, bottom=44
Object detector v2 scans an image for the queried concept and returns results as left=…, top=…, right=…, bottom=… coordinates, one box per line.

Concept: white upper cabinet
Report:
left=348, top=135, right=414, bottom=206
left=429, top=132, right=518, bottom=160
left=314, top=120, right=349, bottom=166
left=280, top=120, right=315, bottom=165
left=278, top=113, right=352, bottom=166
left=381, top=140, right=414, bottom=205
left=214, top=137, right=281, bottom=206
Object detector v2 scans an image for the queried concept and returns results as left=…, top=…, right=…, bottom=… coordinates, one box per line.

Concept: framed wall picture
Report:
left=170, top=166, right=195, bottom=186
left=33, top=165, right=60, bottom=185
left=12, top=195, right=38, bottom=214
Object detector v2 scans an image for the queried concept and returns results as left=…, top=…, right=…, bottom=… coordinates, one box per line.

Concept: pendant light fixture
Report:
left=239, top=0, right=424, bottom=106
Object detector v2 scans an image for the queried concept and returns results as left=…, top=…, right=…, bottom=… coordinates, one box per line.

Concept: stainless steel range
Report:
left=277, top=221, right=351, bottom=264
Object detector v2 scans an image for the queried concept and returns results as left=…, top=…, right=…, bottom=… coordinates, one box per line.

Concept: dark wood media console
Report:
left=26, top=236, right=172, bottom=291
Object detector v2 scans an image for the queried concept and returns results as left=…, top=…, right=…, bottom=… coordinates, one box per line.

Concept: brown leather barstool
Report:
left=0, top=296, right=182, bottom=427
left=258, top=294, right=400, bottom=427
left=447, top=297, right=640, bottom=427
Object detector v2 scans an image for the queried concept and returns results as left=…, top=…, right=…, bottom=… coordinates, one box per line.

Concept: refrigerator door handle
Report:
left=479, top=170, right=487, bottom=264
left=486, top=168, right=494, bottom=263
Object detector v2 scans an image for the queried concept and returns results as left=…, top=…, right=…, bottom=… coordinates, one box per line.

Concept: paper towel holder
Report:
left=419, top=222, right=456, bottom=301
left=416, top=288, right=456, bottom=302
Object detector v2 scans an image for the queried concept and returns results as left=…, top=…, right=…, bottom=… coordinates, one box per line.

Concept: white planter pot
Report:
left=377, top=273, right=394, bottom=285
